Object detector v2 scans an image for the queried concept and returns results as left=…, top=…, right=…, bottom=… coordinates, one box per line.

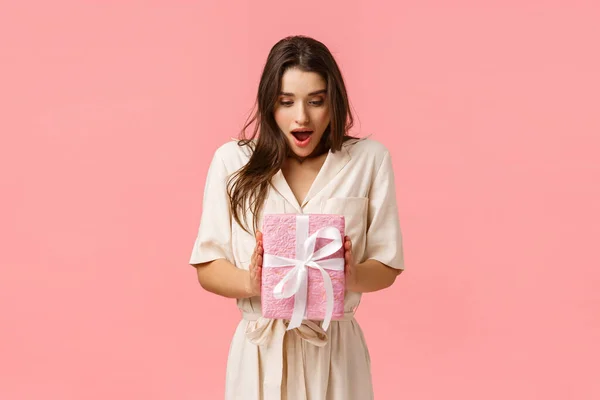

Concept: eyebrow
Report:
left=279, top=89, right=327, bottom=96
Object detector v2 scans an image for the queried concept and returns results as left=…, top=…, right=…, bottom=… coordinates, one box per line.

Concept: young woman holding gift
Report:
left=189, top=35, right=405, bottom=400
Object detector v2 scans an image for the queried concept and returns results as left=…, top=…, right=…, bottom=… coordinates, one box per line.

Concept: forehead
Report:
left=280, top=68, right=326, bottom=95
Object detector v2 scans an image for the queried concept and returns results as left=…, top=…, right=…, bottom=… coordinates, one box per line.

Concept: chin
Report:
left=291, top=149, right=311, bottom=159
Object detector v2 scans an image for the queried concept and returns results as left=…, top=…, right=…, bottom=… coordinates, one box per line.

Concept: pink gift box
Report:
left=261, top=213, right=346, bottom=324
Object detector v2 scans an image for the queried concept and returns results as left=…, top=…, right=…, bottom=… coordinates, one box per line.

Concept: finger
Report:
left=257, top=254, right=263, bottom=268
left=255, top=235, right=261, bottom=248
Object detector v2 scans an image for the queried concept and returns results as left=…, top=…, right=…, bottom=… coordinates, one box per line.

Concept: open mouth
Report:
left=291, top=130, right=314, bottom=147
left=291, top=131, right=313, bottom=141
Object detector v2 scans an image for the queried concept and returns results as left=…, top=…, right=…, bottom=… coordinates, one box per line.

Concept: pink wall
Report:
left=1, top=1, right=599, bottom=399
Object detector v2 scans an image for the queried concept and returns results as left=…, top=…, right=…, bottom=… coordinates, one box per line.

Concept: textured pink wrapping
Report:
left=261, top=214, right=346, bottom=321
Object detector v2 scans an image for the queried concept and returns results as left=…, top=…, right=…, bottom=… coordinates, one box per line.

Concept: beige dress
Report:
left=189, top=137, right=405, bottom=400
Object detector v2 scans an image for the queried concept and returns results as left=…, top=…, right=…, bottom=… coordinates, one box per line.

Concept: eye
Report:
left=278, top=99, right=325, bottom=107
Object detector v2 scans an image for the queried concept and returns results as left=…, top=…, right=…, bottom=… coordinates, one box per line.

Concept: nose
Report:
left=295, top=103, right=310, bottom=125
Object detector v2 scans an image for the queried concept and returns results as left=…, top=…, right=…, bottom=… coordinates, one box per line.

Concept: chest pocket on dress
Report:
left=322, top=197, right=368, bottom=262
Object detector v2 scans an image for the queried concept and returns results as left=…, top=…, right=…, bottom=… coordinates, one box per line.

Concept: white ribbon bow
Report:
left=262, top=215, right=344, bottom=331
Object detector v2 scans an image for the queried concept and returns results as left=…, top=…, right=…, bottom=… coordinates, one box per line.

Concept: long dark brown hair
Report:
left=227, top=35, right=357, bottom=234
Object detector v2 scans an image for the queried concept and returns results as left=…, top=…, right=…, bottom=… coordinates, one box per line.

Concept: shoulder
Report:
left=212, top=138, right=253, bottom=172
left=343, top=135, right=391, bottom=167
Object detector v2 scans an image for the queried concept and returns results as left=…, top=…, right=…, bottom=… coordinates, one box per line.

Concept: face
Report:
left=273, top=68, right=330, bottom=158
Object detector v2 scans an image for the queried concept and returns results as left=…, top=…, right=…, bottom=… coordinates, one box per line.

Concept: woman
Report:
left=189, top=35, right=405, bottom=400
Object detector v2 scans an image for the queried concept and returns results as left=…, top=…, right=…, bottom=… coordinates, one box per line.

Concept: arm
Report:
left=189, top=147, right=263, bottom=299
left=195, top=259, right=253, bottom=298
left=346, top=259, right=402, bottom=293
left=344, top=235, right=402, bottom=293
left=344, top=149, right=406, bottom=292
left=194, top=231, right=264, bottom=299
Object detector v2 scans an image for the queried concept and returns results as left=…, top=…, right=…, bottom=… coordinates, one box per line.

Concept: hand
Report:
left=246, top=230, right=263, bottom=297
left=344, top=235, right=358, bottom=291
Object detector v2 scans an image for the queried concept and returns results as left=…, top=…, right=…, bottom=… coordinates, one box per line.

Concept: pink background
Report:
left=1, top=1, right=599, bottom=399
